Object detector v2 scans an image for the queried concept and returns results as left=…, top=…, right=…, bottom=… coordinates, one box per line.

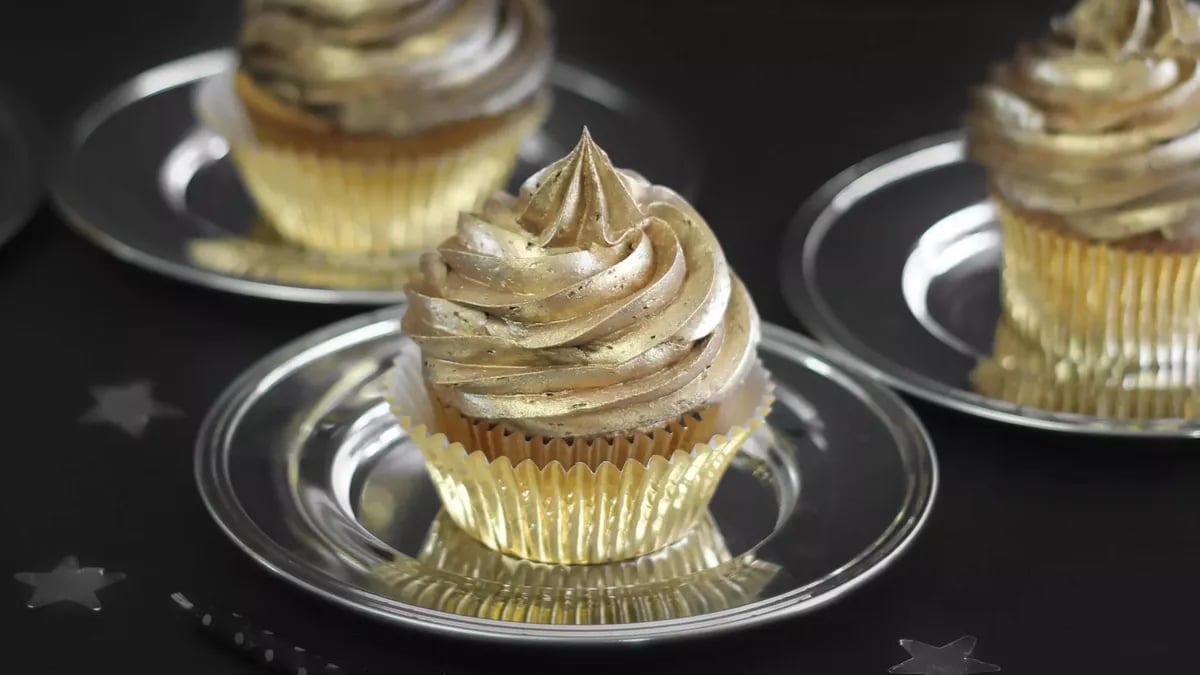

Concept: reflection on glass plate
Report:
left=370, top=510, right=780, bottom=625
left=971, top=318, right=1199, bottom=420
left=186, top=217, right=422, bottom=292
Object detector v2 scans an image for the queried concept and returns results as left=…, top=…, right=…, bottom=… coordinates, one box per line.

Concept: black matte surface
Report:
left=3, top=1, right=1196, bottom=673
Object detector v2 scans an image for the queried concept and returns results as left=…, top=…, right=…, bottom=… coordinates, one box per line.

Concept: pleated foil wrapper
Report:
left=428, top=395, right=720, bottom=468
left=387, top=341, right=775, bottom=564
left=971, top=317, right=1200, bottom=419
left=371, top=510, right=781, bottom=624
left=193, top=70, right=548, bottom=256
left=994, top=193, right=1200, bottom=386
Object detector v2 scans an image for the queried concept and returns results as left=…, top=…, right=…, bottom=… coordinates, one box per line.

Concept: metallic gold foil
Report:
left=387, top=342, right=775, bottom=564
left=370, top=511, right=781, bottom=624
left=403, top=129, right=761, bottom=438
left=967, top=0, right=1200, bottom=241
left=239, top=0, right=553, bottom=136
left=995, top=192, right=1200, bottom=383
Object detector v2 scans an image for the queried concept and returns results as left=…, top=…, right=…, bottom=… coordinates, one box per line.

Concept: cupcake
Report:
left=196, top=0, right=553, bottom=256
left=371, top=511, right=781, bottom=624
left=967, top=0, right=1200, bottom=387
left=389, top=128, right=773, bottom=564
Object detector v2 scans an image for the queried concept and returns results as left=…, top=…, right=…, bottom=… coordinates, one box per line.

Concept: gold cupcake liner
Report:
left=994, top=193, right=1200, bottom=381
left=428, top=393, right=719, bottom=469
left=388, top=341, right=775, bottom=564
left=971, top=317, right=1200, bottom=419
left=194, top=71, right=548, bottom=256
left=371, top=510, right=781, bottom=625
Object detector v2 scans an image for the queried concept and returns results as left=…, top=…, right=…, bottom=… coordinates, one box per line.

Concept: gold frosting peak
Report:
left=968, top=0, right=1200, bottom=242
left=402, top=131, right=759, bottom=438
left=517, top=128, right=643, bottom=248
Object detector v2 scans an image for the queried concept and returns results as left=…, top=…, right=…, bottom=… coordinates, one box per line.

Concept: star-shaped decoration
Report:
left=890, top=636, right=1000, bottom=675
left=14, top=556, right=126, bottom=611
left=79, top=380, right=182, bottom=438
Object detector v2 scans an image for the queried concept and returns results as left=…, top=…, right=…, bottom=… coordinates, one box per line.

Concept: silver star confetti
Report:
left=890, top=636, right=1000, bottom=675
left=79, top=380, right=182, bottom=438
left=14, top=556, right=126, bottom=611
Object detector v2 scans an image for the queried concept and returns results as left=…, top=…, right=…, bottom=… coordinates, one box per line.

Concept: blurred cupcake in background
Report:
left=197, top=0, right=553, bottom=256
left=968, top=0, right=1200, bottom=397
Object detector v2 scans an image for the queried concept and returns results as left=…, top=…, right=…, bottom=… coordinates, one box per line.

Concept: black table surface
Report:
left=3, top=1, right=1198, bottom=673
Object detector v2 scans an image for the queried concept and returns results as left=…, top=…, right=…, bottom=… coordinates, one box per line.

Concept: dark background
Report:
left=3, top=1, right=1198, bottom=673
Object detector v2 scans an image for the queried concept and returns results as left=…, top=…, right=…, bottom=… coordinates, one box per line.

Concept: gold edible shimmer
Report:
left=967, top=0, right=1200, bottom=393
left=371, top=511, right=781, bottom=624
left=403, top=128, right=761, bottom=439
left=390, top=129, right=773, bottom=563
left=969, top=0, right=1200, bottom=242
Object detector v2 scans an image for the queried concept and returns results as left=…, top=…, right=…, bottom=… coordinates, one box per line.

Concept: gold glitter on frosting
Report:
left=402, top=129, right=760, bottom=438
left=239, top=0, right=552, bottom=136
left=968, top=0, right=1200, bottom=241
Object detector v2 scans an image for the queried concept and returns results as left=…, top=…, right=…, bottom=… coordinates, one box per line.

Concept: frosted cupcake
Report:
left=389, top=129, right=773, bottom=564
left=196, top=0, right=552, bottom=255
left=968, top=0, right=1200, bottom=387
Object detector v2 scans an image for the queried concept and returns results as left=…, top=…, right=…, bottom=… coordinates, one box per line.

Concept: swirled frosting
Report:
left=239, top=0, right=552, bottom=136
left=968, top=0, right=1200, bottom=241
left=402, top=129, right=760, bottom=438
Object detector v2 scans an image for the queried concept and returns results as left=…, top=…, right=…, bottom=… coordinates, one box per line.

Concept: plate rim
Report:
left=195, top=307, right=939, bottom=646
left=780, top=128, right=1200, bottom=439
left=48, top=48, right=702, bottom=306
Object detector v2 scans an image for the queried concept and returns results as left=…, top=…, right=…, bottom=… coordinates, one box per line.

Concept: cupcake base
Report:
left=194, top=69, right=549, bottom=256
left=994, top=192, right=1200, bottom=381
left=388, top=341, right=775, bottom=564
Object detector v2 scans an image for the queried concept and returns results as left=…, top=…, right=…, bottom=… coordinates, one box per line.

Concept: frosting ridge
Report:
left=968, top=0, right=1200, bottom=241
left=402, top=129, right=758, bottom=437
left=239, top=0, right=552, bottom=136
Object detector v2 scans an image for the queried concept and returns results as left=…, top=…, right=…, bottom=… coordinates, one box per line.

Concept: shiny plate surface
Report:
left=781, top=130, right=1200, bottom=438
left=196, top=308, right=938, bottom=645
left=50, top=49, right=700, bottom=304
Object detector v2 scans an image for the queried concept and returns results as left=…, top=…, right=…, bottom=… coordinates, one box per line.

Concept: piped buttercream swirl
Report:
left=968, top=0, right=1200, bottom=241
left=402, top=129, right=759, bottom=438
left=239, top=0, right=552, bottom=136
